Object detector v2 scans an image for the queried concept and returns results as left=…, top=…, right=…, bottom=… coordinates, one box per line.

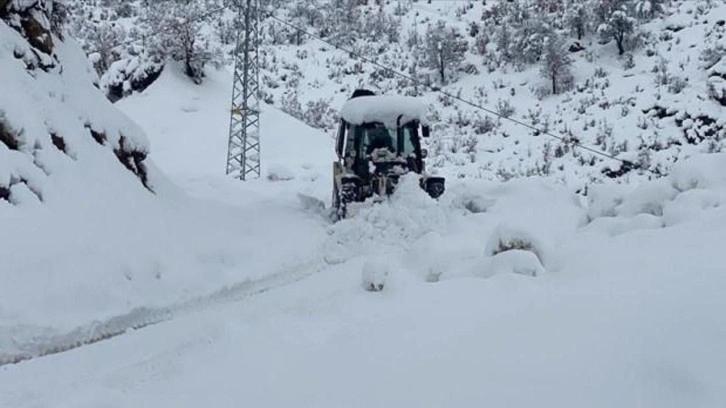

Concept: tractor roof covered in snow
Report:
left=341, top=94, right=429, bottom=128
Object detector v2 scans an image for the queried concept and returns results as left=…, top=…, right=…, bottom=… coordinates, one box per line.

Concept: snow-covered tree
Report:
left=540, top=34, right=574, bottom=94
left=85, top=21, right=125, bottom=75
left=512, top=17, right=554, bottom=67
left=289, top=0, right=323, bottom=28
left=635, top=0, right=668, bottom=21
left=496, top=24, right=513, bottom=64
left=140, top=0, right=223, bottom=83
left=598, top=10, right=637, bottom=55
left=320, top=0, right=362, bottom=46
left=566, top=3, right=589, bottom=40
left=592, top=0, right=630, bottom=25
left=422, top=20, right=467, bottom=84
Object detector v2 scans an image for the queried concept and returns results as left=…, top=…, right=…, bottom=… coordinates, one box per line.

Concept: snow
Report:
left=361, top=259, right=389, bottom=292
left=3, top=163, right=726, bottom=406
left=3, top=3, right=726, bottom=406
left=341, top=94, right=430, bottom=128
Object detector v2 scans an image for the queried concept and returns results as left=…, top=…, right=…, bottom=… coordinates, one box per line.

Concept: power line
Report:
left=265, top=13, right=659, bottom=177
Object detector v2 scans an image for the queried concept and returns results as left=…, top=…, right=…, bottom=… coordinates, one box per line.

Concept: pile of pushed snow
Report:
left=323, top=174, right=455, bottom=264
left=325, top=174, right=585, bottom=283
left=341, top=94, right=430, bottom=128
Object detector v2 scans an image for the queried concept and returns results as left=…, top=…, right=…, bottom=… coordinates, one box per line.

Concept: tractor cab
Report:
left=332, top=89, right=445, bottom=219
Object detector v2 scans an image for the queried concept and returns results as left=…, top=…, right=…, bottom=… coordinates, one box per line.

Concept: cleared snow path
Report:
left=0, top=257, right=324, bottom=367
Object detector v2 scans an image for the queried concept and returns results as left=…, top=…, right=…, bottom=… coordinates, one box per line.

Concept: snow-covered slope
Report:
left=0, top=5, right=334, bottom=361
left=115, top=63, right=335, bottom=196
left=260, top=0, right=726, bottom=188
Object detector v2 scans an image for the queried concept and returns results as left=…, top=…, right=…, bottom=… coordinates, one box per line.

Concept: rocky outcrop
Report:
left=0, top=1, right=155, bottom=205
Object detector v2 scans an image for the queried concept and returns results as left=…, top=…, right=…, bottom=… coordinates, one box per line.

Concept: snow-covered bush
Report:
left=485, top=224, right=546, bottom=267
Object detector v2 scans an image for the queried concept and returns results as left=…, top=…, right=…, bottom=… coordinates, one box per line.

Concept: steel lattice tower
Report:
left=226, top=0, right=260, bottom=180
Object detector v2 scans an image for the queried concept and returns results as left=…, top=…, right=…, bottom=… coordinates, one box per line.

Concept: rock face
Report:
left=0, top=0, right=157, bottom=205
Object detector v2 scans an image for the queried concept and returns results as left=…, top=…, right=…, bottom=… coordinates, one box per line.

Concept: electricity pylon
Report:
left=226, top=0, right=260, bottom=180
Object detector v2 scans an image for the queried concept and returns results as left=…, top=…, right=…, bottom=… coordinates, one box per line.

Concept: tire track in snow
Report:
left=0, top=259, right=325, bottom=367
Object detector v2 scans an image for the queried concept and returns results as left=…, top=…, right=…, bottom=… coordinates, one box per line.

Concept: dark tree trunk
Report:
left=615, top=33, right=625, bottom=55
left=439, top=52, right=445, bottom=83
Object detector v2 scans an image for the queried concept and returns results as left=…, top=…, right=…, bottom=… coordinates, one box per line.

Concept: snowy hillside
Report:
left=66, top=0, right=726, bottom=188
left=0, top=2, right=333, bottom=362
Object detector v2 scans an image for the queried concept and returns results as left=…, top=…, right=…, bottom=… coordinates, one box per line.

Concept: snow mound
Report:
left=586, top=153, right=726, bottom=229
left=267, top=164, right=295, bottom=181
left=341, top=95, right=430, bottom=128
left=670, top=153, right=726, bottom=192
left=485, top=249, right=545, bottom=277
left=361, top=259, right=390, bottom=292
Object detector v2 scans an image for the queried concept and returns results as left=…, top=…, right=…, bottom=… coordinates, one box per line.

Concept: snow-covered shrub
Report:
left=280, top=91, right=304, bottom=121
left=485, top=223, right=548, bottom=269
left=496, top=99, right=515, bottom=118
left=303, top=99, right=337, bottom=131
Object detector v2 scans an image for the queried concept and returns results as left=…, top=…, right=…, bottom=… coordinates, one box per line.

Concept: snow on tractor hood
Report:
left=341, top=95, right=430, bottom=128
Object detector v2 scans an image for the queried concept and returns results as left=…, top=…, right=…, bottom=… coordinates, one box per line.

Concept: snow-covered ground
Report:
left=0, top=57, right=335, bottom=361
left=3, top=171, right=726, bottom=407
left=3, top=61, right=726, bottom=406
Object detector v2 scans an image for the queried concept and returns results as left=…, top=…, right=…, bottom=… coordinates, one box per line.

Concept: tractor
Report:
left=332, top=89, right=445, bottom=220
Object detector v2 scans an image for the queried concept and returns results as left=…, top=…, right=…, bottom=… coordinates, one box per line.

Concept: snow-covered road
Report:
left=3, top=197, right=726, bottom=407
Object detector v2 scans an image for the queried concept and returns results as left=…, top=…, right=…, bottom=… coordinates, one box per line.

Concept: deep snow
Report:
left=3, top=17, right=726, bottom=407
